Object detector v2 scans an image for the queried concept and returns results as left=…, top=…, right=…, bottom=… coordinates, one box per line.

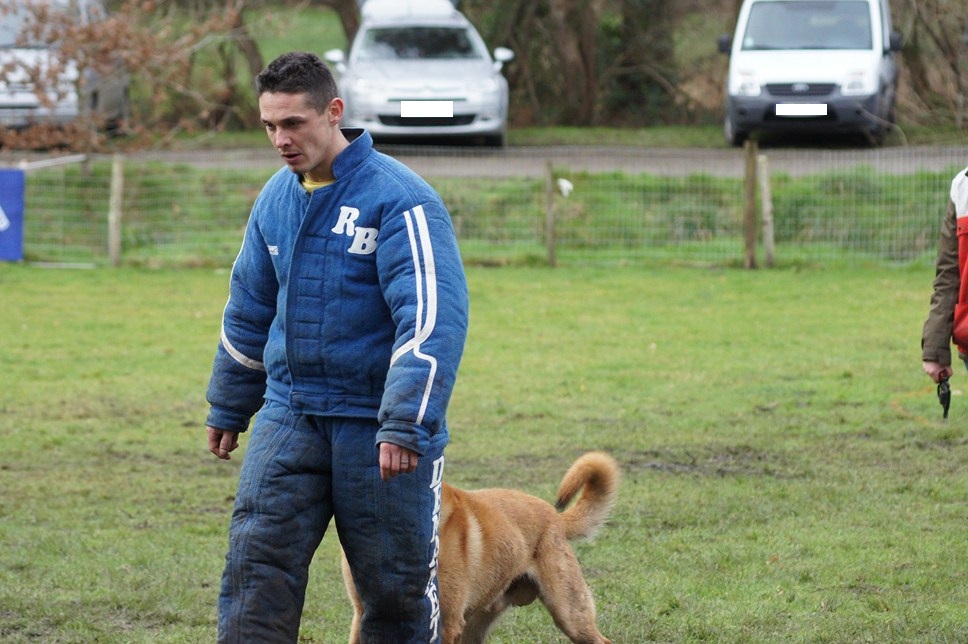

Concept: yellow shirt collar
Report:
left=302, top=175, right=335, bottom=194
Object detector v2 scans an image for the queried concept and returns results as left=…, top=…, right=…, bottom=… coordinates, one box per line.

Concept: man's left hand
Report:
left=379, top=442, right=419, bottom=481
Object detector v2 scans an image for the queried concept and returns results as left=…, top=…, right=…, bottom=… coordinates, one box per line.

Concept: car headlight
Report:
left=349, top=77, right=380, bottom=94
left=734, top=71, right=760, bottom=97
left=841, top=70, right=874, bottom=96
left=467, top=77, right=499, bottom=93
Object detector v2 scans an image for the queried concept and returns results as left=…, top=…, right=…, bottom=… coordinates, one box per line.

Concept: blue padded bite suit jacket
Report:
left=205, top=128, right=469, bottom=456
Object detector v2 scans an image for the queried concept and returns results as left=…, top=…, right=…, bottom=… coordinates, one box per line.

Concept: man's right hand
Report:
left=923, top=361, right=954, bottom=384
left=207, top=426, right=240, bottom=460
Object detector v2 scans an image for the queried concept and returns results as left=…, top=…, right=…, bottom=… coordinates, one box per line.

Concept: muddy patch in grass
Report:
left=625, top=444, right=803, bottom=479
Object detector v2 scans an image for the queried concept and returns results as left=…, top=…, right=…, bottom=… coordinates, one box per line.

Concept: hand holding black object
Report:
left=938, top=377, right=951, bottom=419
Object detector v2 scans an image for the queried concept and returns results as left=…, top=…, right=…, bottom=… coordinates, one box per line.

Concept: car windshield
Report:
left=0, top=0, right=92, bottom=48
left=741, top=1, right=872, bottom=50
left=357, top=26, right=483, bottom=61
left=0, top=6, right=34, bottom=47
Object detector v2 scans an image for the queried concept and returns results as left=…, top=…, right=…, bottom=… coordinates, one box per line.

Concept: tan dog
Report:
left=342, top=451, right=620, bottom=643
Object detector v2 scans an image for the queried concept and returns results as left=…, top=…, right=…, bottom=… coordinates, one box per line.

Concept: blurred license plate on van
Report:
left=775, top=103, right=827, bottom=117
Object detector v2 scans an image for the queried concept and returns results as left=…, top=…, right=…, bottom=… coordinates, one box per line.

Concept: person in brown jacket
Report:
left=922, top=167, right=968, bottom=385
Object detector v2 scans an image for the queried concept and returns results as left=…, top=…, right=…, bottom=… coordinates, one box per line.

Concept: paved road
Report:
left=132, top=144, right=968, bottom=178
left=396, top=145, right=968, bottom=179
left=10, top=144, right=968, bottom=178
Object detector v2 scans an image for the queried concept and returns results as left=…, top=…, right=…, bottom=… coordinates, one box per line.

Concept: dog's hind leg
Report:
left=459, top=612, right=496, bottom=644
left=440, top=615, right=467, bottom=644
left=461, top=575, right=539, bottom=643
left=534, top=541, right=611, bottom=644
left=340, top=552, right=364, bottom=644
left=460, top=598, right=513, bottom=644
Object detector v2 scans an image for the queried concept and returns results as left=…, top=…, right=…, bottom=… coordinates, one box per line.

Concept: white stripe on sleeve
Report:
left=390, top=204, right=439, bottom=425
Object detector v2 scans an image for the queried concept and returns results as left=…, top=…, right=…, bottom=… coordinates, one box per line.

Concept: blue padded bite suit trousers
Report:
left=217, top=401, right=446, bottom=643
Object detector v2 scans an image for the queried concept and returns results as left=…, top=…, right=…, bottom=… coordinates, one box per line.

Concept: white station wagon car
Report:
left=325, top=0, right=514, bottom=146
left=0, top=0, right=129, bottom=130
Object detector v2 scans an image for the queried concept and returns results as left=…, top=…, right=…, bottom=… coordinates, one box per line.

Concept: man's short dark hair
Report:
left=256, top=51, right=339, bottom=112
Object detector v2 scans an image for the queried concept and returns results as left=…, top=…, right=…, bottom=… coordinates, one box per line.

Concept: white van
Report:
left=718, top=0, right=901, bottom=146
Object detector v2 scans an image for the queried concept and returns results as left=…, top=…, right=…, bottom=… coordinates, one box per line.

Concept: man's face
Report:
left=259, top=91, right=343, bottom=182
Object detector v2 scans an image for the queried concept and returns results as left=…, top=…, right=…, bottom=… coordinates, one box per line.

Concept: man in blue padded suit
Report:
left=204, top=51, right=469, bottom=643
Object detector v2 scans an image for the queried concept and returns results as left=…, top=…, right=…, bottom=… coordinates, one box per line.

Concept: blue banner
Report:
left=0, top=169, right=25, bottom=261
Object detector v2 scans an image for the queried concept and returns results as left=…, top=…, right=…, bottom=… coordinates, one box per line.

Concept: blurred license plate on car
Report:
left=775, top=103, right=827, bottom=117
left=400, top=101, right=454, bottom=118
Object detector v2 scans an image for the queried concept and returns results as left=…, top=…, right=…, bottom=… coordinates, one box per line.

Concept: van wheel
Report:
left=865, top=125, right=887, bottom=147
left=724, top=116, right=747, bottom=147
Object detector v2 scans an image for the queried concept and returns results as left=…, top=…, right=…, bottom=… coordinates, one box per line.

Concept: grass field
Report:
left=1, top=262, right=966, bottom=642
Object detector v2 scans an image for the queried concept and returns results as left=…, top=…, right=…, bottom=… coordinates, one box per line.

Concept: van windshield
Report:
left=741, top=1, right=872, bottom=51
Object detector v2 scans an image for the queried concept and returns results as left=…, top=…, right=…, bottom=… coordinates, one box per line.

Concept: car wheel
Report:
left=482, top=132, right=505, bottom=148
left=724, top=115, right=747, bottom=147
left=102, top=87, right=131, bottom=135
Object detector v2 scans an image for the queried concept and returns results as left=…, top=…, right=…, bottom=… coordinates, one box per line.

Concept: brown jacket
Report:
left=923, top=167, right=968, bottom=366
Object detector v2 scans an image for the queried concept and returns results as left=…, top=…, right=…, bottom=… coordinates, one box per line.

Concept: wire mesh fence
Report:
left=8, top=143, right=968, bottom=268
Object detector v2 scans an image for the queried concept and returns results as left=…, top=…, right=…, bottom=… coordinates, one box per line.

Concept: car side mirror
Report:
left=717, top=34, right=732, bottom=55
left=493, top=46, right=514, bottom=71
left=324, top=48, right=347, bottom=73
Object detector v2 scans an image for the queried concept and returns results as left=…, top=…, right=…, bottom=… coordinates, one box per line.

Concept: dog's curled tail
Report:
left=554, top=451, right=620, bottom=541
